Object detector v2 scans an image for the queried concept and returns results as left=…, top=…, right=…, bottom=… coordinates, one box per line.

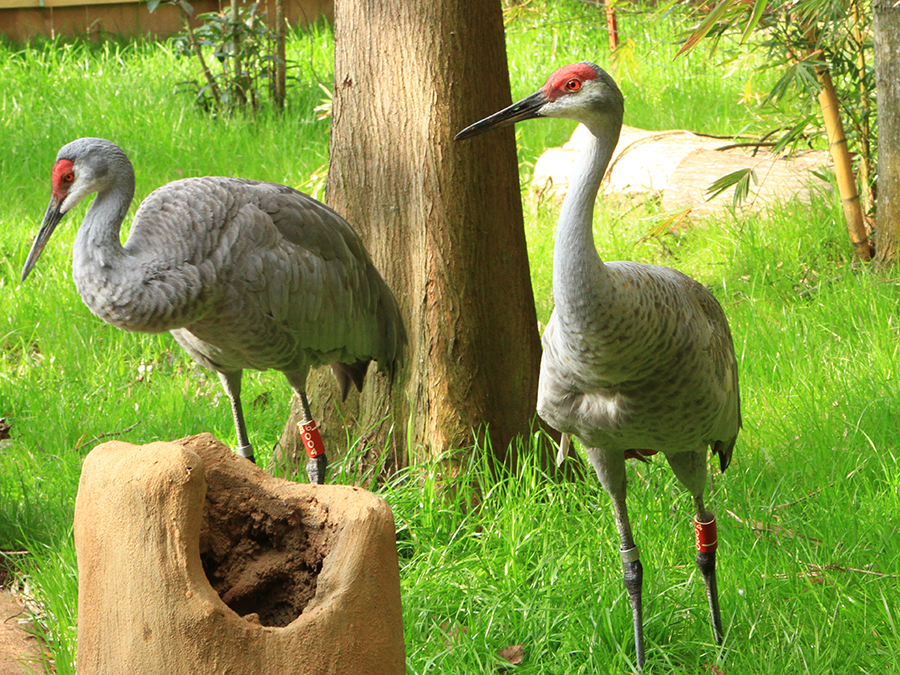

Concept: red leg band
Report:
left=694, top=515, right=718, bottom=553
left=298, top=420, right=326, bottom=459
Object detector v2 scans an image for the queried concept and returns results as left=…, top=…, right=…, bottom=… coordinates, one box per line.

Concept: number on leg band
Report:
left=298, top=420, right=326, bottom=459
left=694, top=515, right=718, bottom=552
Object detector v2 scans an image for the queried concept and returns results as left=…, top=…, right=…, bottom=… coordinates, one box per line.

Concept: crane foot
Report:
left=621, top=547, right=645, bottom=672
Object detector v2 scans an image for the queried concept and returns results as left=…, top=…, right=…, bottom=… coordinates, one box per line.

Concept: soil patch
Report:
left=198, top=451, right=336, bottom=627
left=0, top=589, right=48, bottom=675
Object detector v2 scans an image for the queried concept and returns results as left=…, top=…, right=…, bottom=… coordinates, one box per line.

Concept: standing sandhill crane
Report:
left=21, top=137, right=405, bottom=485
left=456, top=63, right=741, bottom=670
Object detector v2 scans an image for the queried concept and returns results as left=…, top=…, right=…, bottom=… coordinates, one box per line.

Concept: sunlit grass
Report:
left=0, top=1, right=898, bottom=673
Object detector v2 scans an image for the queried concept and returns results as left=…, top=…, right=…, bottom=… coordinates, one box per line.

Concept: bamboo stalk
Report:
left=816, top=67, right=871, bottom=261
left=798, top=18, right=871, bottom=261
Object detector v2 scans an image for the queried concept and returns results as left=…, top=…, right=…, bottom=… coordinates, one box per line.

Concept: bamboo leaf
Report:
left=637, top=208, right=693, bottom=243
left=146, top=0, right=163, bottom=13
left=740, top=0, right=769, bottom=43
left=772, top=114, right=817, bottom=154
left=762, top=63, right=799, bottom=107
left=676, top=0, right=740, bottom=57
left=611, top=38, right=640, bottom=82
left=706, top=168, right=757, bottom=209
left=649, top=0, right=681, bottom=23
left=796, top=61, right=823, bottom=98
left=733, top=168, right=757, bottom=209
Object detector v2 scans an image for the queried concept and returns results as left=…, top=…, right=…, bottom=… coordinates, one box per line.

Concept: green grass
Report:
left=1, top=1, right=899, bottom=673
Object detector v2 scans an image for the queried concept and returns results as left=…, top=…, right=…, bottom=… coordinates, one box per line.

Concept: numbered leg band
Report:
left=694, top=515, right=718, bottom=553
left=298, top=420, right=326, bottom=459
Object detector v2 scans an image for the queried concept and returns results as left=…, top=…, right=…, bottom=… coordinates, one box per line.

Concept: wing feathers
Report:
left=128, top=177, right=404, bottom=378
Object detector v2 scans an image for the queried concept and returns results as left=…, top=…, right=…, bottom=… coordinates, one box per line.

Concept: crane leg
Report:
left=695, top=514, right=723, bottom=644
left=297, top=391, right=328, bottom=485
left=586, top=447, right=645, bottom=672
left=283, top=373, right=328, bottom=485
left=217, top=371, right=255, bottom=463
left=666, top=450, right=725, bottom=646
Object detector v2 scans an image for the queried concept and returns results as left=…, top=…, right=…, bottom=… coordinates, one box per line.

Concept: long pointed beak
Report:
left=454, top=90, right=548, bottom=141
left=21, top=196, right=65, bottom=282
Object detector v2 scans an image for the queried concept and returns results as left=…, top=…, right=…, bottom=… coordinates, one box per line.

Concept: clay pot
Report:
left=74, top=433, right=406, bottom=674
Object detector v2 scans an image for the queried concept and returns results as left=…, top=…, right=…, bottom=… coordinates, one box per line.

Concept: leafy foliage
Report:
left=148, top=0, right=286, bottom=113
left=2, top=3, right=898, bottom=673
left=677, top=0, right=876, bottom=205
left=706, top=167, right=758, bottom=210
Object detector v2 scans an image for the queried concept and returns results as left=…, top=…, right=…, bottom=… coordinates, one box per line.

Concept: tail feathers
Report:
left=330, top=360, right=370, bottom=401
left=713, top=434, right=737, bottom=473
left=624, top=449, right=659, bottom=462
left=556, top=433, right=571, bottom=466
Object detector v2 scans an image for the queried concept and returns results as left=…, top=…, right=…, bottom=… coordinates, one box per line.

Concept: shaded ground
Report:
left=0, top=588, right=48, bottom=675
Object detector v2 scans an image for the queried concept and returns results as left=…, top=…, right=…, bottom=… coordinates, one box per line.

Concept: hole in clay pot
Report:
left=199, top=466, right=332, bottom=627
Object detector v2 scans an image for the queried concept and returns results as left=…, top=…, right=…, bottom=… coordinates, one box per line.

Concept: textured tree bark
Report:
left=278, top=0, right=543, bottom=477
left=874, top=0, right=900, bottom=269
left=230, top=0, right=247, bottom=106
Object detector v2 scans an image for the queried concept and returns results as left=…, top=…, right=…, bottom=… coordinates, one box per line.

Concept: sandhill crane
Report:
left=21, top=137, right=405, bottom=485
left=456, top=63, right=741, bottom=670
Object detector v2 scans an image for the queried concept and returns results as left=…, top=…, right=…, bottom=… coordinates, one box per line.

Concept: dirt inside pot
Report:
left=199, top=462, right=334, bottom=627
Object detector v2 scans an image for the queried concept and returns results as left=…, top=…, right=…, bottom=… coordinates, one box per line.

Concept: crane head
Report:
left=455, top=61, right=623, bottom=141
left=21, top=138, right=132, bottom=282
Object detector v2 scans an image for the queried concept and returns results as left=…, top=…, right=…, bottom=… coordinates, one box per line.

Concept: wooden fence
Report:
left=0, top=0, right=331, bottom=42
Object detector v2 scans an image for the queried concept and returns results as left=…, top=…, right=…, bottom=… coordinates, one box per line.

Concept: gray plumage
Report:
left=539, top=260, right=739, bottom=465
left=457, top=63, right=740, bottom=670
left=22, top=138, right=405, bottom=480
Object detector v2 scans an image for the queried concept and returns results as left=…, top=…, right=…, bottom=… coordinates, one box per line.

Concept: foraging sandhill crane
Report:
left=21, top=137, right=405, bottom=485
left=456, top=62, right=741, bottom=670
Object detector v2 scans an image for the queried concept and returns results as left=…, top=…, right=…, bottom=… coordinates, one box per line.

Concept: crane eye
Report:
left=63, top=172, right=74, bottom=183
left=565, top=79, right=581, bottom=92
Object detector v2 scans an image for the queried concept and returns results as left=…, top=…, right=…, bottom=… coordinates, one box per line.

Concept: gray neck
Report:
left=73, top=180, right=134, bottom=275
left=72, top=172, right=134, bottom=286
left=71, top=174, right=159, bottom=330
left=552, top=115, right=621, bottom=321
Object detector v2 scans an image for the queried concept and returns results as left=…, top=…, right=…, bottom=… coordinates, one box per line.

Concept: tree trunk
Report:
left=278, top=0, right=543, bottom=478
left=874, top=0, right=900, bottom=269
